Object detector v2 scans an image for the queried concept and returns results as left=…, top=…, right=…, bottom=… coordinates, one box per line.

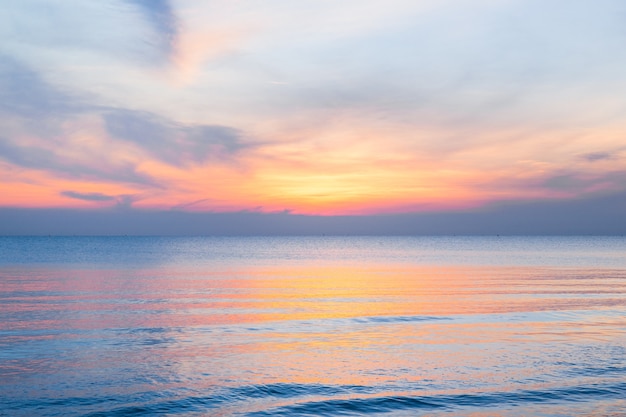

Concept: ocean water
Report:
left=1, top=236, right=625, bottom=416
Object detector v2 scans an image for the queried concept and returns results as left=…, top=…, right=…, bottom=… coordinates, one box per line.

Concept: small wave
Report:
left=352, top=315, right=449, bottom=324
left=249, top=395, right=441, bottom=416
left=562, top=364, right=626, bottom=379
left=47, top=384, right=371, bottom=417
left=74, top=395, right=223, bottom=417
left=7, top=382, right=626, bottom=416
left=244, top=382, right=626, bottom=416
left=229, top=383, right=374, bottom=400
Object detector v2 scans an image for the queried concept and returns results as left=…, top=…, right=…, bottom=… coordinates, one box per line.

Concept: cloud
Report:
left=0, top=1, right=175, bottom=66
left=0, top=136, right=159, bottom=187
left=60, top=190, right=140, bottom=210
left=581, top=152, right=614, bottom=162
left=542, top=174, right=586, bottom=193
left=0, top=52, right=252, bottom=190
left=0, top=57, right=170, bottom=189
left=60, top=191, right=116, bottom=202
left=114, top=194, right=139, bottom=210
left=126, top=0, right=178, bottom=60
left=541, top=173, right=620, bottom=200
left=239, top=0, right=626, bottom=141
left=0, top=55, right=82, bottom=121
left=541, top=170, right=626, bottom=195
left=0, top=51, right=253, bottom=192
left=103, top=109, right=250, bottom=166
left=0, top=56, right=166, bottom=189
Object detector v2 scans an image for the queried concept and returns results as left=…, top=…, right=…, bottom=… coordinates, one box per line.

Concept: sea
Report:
left=1, top=236, right=625, bottom=416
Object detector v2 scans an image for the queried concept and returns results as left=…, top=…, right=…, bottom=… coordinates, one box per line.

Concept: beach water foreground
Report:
left=1, top=236, right=625, bottom=416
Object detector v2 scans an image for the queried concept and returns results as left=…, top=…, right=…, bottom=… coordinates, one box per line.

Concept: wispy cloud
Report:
left=581, top=152, right=615, bottom=162
left=60, top=190, right=140, bottom=210
left=103, top=109, right=250, bottom=167
left=0, top=136, right=160, bottom=187
left=126, top=0, right=179, bottom=61
left=60, top=191, right=116, bottom=202
left=0, top=0, right=175, bottom=66
left=0, top=55, right=82, bottom=121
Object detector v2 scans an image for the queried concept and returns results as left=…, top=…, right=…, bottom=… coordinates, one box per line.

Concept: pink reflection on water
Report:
left=2, top=264, right=625, bottom=331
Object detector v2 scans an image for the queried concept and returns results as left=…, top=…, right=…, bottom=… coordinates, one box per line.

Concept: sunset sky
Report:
left=2, top=1, right=626, bottom=233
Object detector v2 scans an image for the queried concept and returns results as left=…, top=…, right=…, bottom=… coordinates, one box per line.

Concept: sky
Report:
left=1, top=0, right=626, bottom=234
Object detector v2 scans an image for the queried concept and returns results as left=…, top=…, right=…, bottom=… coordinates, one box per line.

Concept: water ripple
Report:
left=8, top=382, right=624, bottom=416
left=244, top=382, right=626, bottom=416
left=351, top=315, right=449, bottom=324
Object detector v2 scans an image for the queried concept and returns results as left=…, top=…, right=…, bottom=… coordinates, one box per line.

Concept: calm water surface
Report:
left=1, top=236, right=625, bottom=416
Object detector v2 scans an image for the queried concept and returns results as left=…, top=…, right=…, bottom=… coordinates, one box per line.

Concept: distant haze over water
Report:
left=1, top=236, right=626, bottom=268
